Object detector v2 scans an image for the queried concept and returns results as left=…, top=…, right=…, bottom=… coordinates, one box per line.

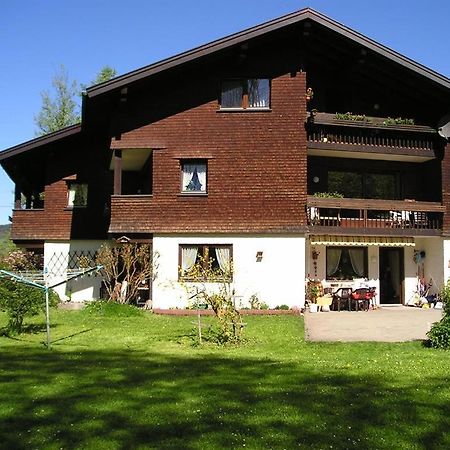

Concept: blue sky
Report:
left=0, top=0, right=449, bottom=224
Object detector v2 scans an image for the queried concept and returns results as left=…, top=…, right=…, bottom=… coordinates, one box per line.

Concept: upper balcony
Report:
left=306, top=112, right=439, bottom=161
left=307, top=196, right=444, bottom=236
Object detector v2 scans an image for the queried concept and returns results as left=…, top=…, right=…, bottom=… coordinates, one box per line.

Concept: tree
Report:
left=35, top=65, right=80, bottom=135
left=35, top=65, right=117, bottom=136
left=91, top=66, right=117, bottom=85
left=0, top=249, right=57, bottom=335
left=96, top=243, right=157, bottom=304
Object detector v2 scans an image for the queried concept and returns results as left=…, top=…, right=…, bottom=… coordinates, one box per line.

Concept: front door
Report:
left=379, top=247, right=404, bottom=304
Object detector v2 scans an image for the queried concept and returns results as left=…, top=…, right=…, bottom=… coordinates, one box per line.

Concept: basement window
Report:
left=220, top=79, right=270, bottom=109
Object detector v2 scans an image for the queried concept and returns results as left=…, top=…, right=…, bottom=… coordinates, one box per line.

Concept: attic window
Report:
left=221, top=79, right=270, bottom=109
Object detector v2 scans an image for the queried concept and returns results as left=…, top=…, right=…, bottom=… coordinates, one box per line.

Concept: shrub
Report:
left=0, top=280, right=59, bottom=335
left=427, top=320, right=450, bottom=349
left=427, top=282, right=450, bottom=349
left=84, top=300, right=143, bottom=318
left=274, top=304, right=290, bottom=310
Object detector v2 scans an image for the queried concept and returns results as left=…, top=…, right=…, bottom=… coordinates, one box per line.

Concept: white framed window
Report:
left=179, top=244, right=233, bottom=281
left=181, top=161, right=207, bottom=194
left=67, top=183, right=88, bottom=207
left=221, top=79, right=270, bottom=109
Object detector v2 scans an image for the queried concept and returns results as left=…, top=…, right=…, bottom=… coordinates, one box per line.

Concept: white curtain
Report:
left=215, top=247, right=231, bottom=273
left=182, top=164, right=206, bottom=192
left=349, top=248, right=365, bottom=277
left=181, top=246, right=198, bottom=272
left=326, top=248, right=342, bottom=277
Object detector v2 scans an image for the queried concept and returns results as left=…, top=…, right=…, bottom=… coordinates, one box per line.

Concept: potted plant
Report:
left=307, top=283, right=321, bottom=313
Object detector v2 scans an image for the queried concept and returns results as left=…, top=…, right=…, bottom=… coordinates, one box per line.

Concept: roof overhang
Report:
left=85, top=8, right=450, bottom=99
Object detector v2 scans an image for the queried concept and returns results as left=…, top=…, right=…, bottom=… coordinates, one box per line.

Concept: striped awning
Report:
left=309, top=235, right=415, bottom=247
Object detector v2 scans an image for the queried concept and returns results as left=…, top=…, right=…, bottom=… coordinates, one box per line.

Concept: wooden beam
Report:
left=14, top=184, right=21, bottom=209
left=114, top=149, right=122, bottom=195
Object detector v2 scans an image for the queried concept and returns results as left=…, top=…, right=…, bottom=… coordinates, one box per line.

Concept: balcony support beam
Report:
left=114, top=149, right=122, bottom=195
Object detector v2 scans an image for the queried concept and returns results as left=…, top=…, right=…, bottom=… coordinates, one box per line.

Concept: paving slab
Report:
left=304, top=306, right=443, bottom=342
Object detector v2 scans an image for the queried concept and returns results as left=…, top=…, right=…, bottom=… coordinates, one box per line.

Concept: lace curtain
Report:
left=348, top=248, right=365, bottom=277
left=215, top=247, right=231, bottom=273
left=248, top=79, right=270, bottom=108
left=181, top=246, right=198, bottom=272
left=326, top=248, right=342, bottom=277
left=182, top=164, right=206, bottom=192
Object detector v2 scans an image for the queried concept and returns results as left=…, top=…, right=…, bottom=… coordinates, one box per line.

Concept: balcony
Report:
left=307, top=196, right=443, bottom=236
left=307, top=112, right=438, bottom=160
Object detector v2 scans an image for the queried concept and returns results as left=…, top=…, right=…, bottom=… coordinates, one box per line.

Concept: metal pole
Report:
left=45, top=286, right=51, bottom=350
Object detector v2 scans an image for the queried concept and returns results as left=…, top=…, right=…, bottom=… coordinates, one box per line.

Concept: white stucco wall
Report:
left=152, top=234, right=306, bottom=309
left=443, top=239, right=450, bottom=284
left=44, top=240, right=106, bottom=301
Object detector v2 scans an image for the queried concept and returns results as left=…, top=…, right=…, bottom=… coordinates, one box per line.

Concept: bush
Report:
left=274, top=304, right=290, bottom=310
left=84, top=300, right=143, bottom=318
left=0, top=280, right=59, bottom=335
left=427, top=282, right=450, bottom=349
left=427, top=319, right=450, bottom=349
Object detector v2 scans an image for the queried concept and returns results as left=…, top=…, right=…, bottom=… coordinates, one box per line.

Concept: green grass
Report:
left=0, top=308, right=449, bottom=449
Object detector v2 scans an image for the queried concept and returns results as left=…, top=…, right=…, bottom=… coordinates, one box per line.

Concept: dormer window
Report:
left=221, top=79, right=270, bottom=109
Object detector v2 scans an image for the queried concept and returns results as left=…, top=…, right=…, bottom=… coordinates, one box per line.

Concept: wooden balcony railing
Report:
left=307, top=112, right=438, bottom=155
left=307, top=196, right=444, bottom=235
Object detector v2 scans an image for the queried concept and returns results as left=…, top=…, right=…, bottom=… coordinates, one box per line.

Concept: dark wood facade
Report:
left=1, top=8, right=449, bottom=245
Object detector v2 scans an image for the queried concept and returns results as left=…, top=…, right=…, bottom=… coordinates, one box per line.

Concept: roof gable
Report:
left=85, top=8, right=450, bottom=98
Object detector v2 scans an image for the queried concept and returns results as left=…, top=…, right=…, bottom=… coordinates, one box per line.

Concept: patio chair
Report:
left=350, top=288, right=371, bottom=311
left=332, top=287, right=352, bottom=311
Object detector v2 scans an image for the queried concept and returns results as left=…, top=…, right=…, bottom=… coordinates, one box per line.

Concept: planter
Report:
left=309, top=304, right=318, bottom=313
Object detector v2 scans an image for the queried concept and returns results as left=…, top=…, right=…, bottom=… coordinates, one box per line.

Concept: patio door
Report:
left=379, top=247, right=404, bottom=304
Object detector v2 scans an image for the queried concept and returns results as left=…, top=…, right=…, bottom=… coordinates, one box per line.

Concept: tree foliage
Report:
left=0, top=249, right=56, bottom=335
left=91, top=66, right=117, bottom=85
left=96, top=243, right=157, bottom=304
left=35, top=65, right=117, bottom=135
left=35, top=65, right=80, bottom=135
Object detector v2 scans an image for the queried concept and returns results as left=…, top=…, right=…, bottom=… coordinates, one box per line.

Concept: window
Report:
left=221, top=79, right=270, bottom=109
left=181, top=161, right=207, bottom=193
left=326, top=247, right=367, bottom=280
left=179, top=244, right=232, bottom=281
left=67, top=183, right=88, bottom=207
left=328, top=171, right=398, bottom=200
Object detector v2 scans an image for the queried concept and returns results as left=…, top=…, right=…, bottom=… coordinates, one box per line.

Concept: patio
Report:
left=304, top=306, right=443, bottom=342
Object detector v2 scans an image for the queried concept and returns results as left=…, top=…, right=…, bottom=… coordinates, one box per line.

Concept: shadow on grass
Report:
left=0, top=349, right=449, bottom=449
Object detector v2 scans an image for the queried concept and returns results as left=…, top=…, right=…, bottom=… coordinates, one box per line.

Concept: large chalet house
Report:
left=1, top=8, right=449, bottom=308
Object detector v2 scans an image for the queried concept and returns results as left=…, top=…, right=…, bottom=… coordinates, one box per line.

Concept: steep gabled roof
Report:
left=85, top=7, right=450, bottom=98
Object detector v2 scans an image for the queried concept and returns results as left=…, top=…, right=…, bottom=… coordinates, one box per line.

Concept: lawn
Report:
left=0, top=307, right=449, bottom=450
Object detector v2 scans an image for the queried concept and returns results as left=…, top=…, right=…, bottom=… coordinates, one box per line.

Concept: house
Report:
left=1, top=8, right=449, bottom=308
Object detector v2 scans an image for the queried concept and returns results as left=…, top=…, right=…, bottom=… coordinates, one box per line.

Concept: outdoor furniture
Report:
left=332, top=287, right=352, bottom=311
left=350, top=288, right=371, bottom=311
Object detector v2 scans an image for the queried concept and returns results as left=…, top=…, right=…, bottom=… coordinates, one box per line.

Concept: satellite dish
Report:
left=437, top=114, right=450, bottom=139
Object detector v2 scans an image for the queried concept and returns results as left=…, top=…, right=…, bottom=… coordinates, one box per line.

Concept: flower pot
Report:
left=309, top=304, right=318, bottom=313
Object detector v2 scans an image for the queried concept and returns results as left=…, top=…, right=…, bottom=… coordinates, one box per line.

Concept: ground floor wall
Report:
left=305, top=237, right=444, bottom=305
left=44, top=240, right=106, bottom=301
left=152, top=234, right=306, bottom=309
